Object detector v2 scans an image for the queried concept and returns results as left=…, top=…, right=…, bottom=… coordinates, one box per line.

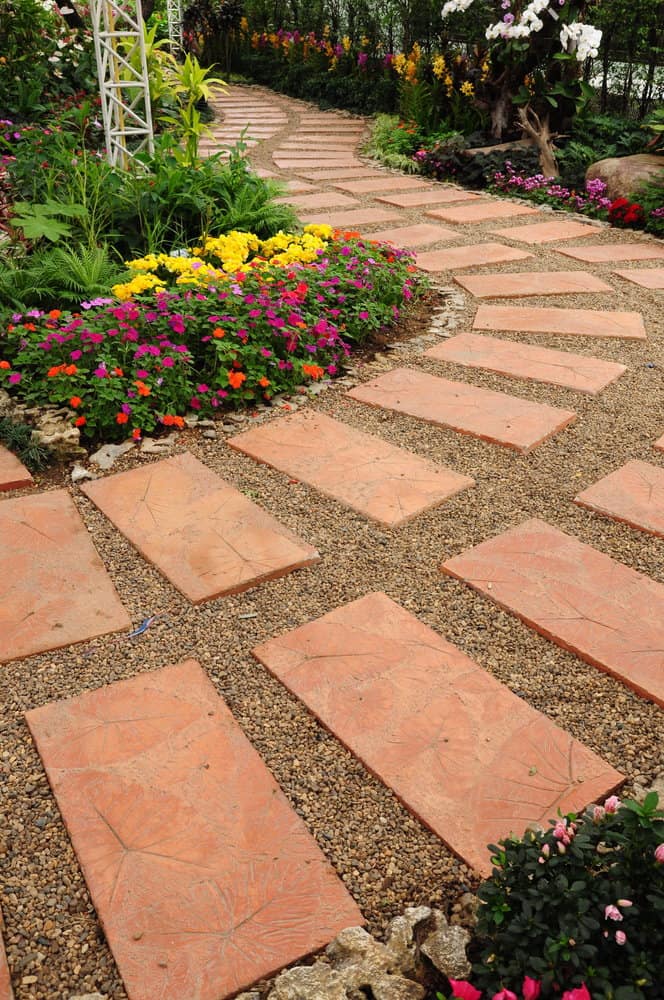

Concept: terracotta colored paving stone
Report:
left=473, top=304, right=647, bottom=340
left=0, top=911, right=13, bottom=1000
left=332, top=177, right=431, bottom=194
left=426, top=332, right=627, bottom=396
left=369, top=223, right=461, bottom=247
left=454, top=270, right=615, bottom=299
left=274, top=160, right=361, bottom=171
left=279, top=142, right=356, bottom=152
left=274, top=191, right=359, bottom=209
left=655, top=434, right=664, bottom=452
left=301, top=207, right=402, bottom=227
left=80, top=452, right=319, bottom=604
left=285, top=179, right=319, bottom=194
left=297, top=168, right=386, bottom=180
left=0, top=444, right=33, bottom=492
left=26, top=660, right=363, bottom=1000
left=228, top=410, right=474, bottom=526
left=0, top=489, right=130, bottom=665
left=613, top=267, right=664, bottom=289
left=574, top=459, right=664, bottom=538
left=442, top=518, right=664, bottom=706
left=425, top=201, right=540, bottom=224
left=273, top=149, right=360, bottom=160
left=347, top=367, right=576, bottom=453
left=490, top=219, right=598, bottom=244
left=556, top=243, right=664, bottom=263
left=376, top=189, right=484, bottom=208
left=253, top=592, right=624, bottom=876
left=415, top=242, right=534, bottom=273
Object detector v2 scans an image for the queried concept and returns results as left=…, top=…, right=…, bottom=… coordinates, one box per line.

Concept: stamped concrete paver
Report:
left=26, top=660, right=362, bottom=1000
left=491, top=220, right=599, bottom=244
left=301, top=207, right=402, bottom=227
left=348, top=367, right=576, bottom=453
left=442, top=518, right=664, bottom=706
left=333, top=177, right=432, bottom=194
left=369, top=223, right=461, bottom=246
left=473, top=304, right=647, bottom=340
left=415, top=243, right=534, bottom=272
left=80, top=452, right=319, bottom=603
left=0, top=445, right=33, bottom=492
left=613, top=267, right=664, bottom=289
left=574, top=459, right=664, bottom=538
left=297, top=168, right=386, bottom=181
left=426, top=201, right=540, bottom=224
left=275, top=160, right=360, bottom=170
left=253, top=592, right=623, bottom=876
left=376, top=189, right=483, bottom=208
left=0, top=489, right=130, bottom=664
left=426, top=332, right=627, bottom=395
left=274, top=191, right=359, bottom=209
left=455, top=270, right=614, bottom=298
left=228, top=410, right=474, bottom=527
left=556, top=243, right=664, bottom=263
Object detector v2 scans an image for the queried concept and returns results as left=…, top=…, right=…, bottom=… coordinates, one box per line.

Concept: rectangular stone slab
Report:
left=274, top=160, right=360, bottom=170
left=297, top=169, right=386, bottom=181
left=332, top=177, right=432, bottom=194
left=0, top=445, right=33, bottom=492
left=454, top=271, right=615, bottom=298
left=473, top=304, right=647, bottom=340
left=425, top=202, right=540, bottom=224
left=369, top=223, right=461, bottom=247
left=442, top=518, right=664, bottom=706
left=227, top=410, right=474, bottom=527
left=490, top=220, right=598, bottom=243
left=557, top=244, right=664, bottom=263
left=80, top=452, right=319, bottom=604
left=274, top=192, right=359, bottom=209
left=253, top=593, right=623, bottom=876
left=415, top=243, right=534, bottom=272
left=574, top=459, right=664, bottom=538
left=375, top=189, right=483, bottom=208
left=0, top=489, right=130, bottom=664
left=613, top=267, right=664, bottom=289
left=426, top=333, right=627, bottom=395
left=26, top=660, right=362, bottom=1000
left=301, top=207, right=402, bottom=227
left=347, top=368, right=576, bottom=453
left=273, top=150, right=359, bottom=160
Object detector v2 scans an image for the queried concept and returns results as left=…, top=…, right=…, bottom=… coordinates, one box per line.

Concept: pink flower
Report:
left=655, top=844, right=664, bottom=863
left=604, top=905, right=622, bottom=921
left=604, top=795, right=621, bottom=814
left=492, top=990, right=518, bottom=1000
left=592, top=805, right=606, bottom=823
left=522, top=977, right=541, bottom=1000
left=8, top=372, right=21, bottom=384
left=562, top=986, right=591, bottom=1000
left=448, top=982, right=482, bottom=1000
left=615, top=930, right=627, bottom=945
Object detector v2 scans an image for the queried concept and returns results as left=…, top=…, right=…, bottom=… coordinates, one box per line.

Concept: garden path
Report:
left=1, top=85, right=663, bottom=1000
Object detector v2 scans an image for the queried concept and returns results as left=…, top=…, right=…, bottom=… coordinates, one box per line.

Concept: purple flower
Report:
left=8, top=372, right=21, bottom=384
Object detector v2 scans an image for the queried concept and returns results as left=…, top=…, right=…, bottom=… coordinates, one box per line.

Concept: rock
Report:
left=68, top=994, right=107, bottom=1000
left=450, top=892, right=480, bottom=929
left=197, top=419, right=216, bottom=428
left=71, top=463, right=97, bottom=484
left=31, top=408, right=87, bottom=461
left=89, top=440, right=136, bottom=470
left=184, top=414, right=199, bottom=427
left=326, top=926, right=425, bottom=1000
left=270, top=964, right=347, bottom=1000
left=140, top=433, right=179, bottom=455
left=202, top=429, right=217, bottom=439
left=586, top=154, right=664, bottom=201
left=234, top=993, right=261, bottom=1000
left=386, top=906, right=433, bottom=974
left=420, top=922, right=471, bottom=980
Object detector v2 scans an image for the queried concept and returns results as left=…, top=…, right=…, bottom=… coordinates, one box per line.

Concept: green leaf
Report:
left=10, top=214, right=73, bottom=242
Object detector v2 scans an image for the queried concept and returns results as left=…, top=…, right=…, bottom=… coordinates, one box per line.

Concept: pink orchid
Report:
left=448, top=981, right=482, bottom=1000
left=562, top=985, right=591, bottom=1000
left=522, top=977, right=542, bottom=1000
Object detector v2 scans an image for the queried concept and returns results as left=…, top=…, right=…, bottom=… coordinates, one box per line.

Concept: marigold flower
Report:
left=69, top=396, right=82, bottom=408
left=228, top=370, right=247, bottom=389
left=0, top=360, right=10, bottom=369
left=74, top=415, right=86, bottom=427
left=116, top=412, right=129, bottom=424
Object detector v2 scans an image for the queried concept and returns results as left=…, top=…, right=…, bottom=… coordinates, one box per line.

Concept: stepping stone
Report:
left=454, top=270, right=615, bottom=298
left=297, top=168, right=386, bottom=181
left=369, top=223, right=460, bottom=247
left=491, top=220, right=598, bottom=244
left=333, top=177, right=432, bottom=194
left=426, top=201, right=540, bottom=224
left=442, top=518, right=664, bottom=706
left=253, top=592, right=623, bottom=876
left=278, top=143, right=355, bottom=152
left=574, top=459, right=664, bottom=538
left=416, top=243, right=534, bottom=272
left=557, top=243, right=664, bottom=263
left=301, top=207, right=402, bottom=228
left=0, top=489, right=130, bottom=664
left=228, top=410, right=474, bottom=526
left=80, top=452, right=319, bottom=603
left=473, top=305, right=647, bottom=340
left=274, top=191, right=359, bottom=209
left=275, top=160, right=360, bottom=171
left=426, top=333, right=627, bottom=395
left=347, top=368, right=576, bottom=453
left=0, top=912, right=12, bottom=1000
left=613, top=267, right=664, bottom=289
left=273, top=150, right=359, bottom=160
left=285, top=180, right=319, bottom=194
left=0, top=445, right=33, bottom=492
left=376, top=189, right=483, bottom=208
left=655, top=434, right=664, bottom=452
left=26, top=660, right=362, bottom=1000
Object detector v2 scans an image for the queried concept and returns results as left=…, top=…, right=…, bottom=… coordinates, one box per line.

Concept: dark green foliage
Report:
left=0, top=417, right=52, bottom=472
left=0, top=245, right=128, bottom=312
left=418, top=139, right=540, bottom=189
left=556, top=114, right=646, bottom=189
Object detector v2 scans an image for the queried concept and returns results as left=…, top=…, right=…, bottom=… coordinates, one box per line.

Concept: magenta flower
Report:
left=604, top=795, right=621, bottom=813
left=448, top=981, right=482, bottom=1000
left=604, top=905, right=622, bottom=921
left=196, top=384, right=209, bottom=393
left=522, top=978, right=541, bottom=1000
left=492, top=990, right=518, bottom=1000
left=655, top=843, right=664, bottom=863
left=189, top=396, right=201, bottom=410
left=161, top=357, right=175, bottom=368
left=562, top=987, right=591, bottom=1000
left=8, top=372, right=21, bottom=384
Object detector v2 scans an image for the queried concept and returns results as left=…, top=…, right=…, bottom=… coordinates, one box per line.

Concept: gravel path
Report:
left=0, top=84, right=663, bottom=999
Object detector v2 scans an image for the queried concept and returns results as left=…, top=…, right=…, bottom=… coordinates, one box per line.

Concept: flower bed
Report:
left=0, top=227, right=420, bottom=442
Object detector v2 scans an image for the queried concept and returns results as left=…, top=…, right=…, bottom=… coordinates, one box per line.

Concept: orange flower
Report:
left=47, top=364, right=66, bottom=377
left=23, top=322, right=36, bottom=332
left=172, top=415, right=185, bottom=428
left=302, top=363, right=325, bottom=380
left=134, top=380, right=151, bottom=397
left=212, top=327, right=225, bottom=338
left=0, top=360, right=10, bottom=370
left=113, top=366, right=124, bottom=376
left=74, top=415, right=86, bottom=427
left=131, top=427, right=142, bottom=440
left=48, top=309, right=62, bottom=319
left=69, top=395, right=82, bottom=408
left=258, top=376, right=270, bottom=387
left=64, top=364, right=78, bottom=376
left=228, top=370, right=247, bottom=389
left=6, top=324, right=14, bottom=333
left=116, top=412, right=129, bottom=424
left=162, top=414, right=185, bottom=428
left=342, top=230, right=361, bottom=240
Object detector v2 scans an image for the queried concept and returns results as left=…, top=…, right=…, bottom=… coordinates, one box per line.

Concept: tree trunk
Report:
left=490, top=75, right=512, bottom=140
left=517, top=105, right=559, bottom=177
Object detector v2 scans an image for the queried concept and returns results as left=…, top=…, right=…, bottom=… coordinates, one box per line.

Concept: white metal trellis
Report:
left=166, top=0, right=184, bottom=49
left=90, top=0, right=154, bottom=169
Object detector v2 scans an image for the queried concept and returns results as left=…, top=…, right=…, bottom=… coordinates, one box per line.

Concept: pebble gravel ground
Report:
left=1, top=85, right=663, bottom=999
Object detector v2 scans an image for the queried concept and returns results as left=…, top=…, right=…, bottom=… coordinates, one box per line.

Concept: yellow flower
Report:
left=393, top=53, right=406, bottom=75
left=361, top=35, right=370, bottom=48
left=240, top=16, right=248, bottom=32
left=460, top=80, right=475, bottom=98
left=432, top=55, right=447, bottom=79
left=329, top=55, right=338, bottom=71
left=342, top=35, right=351, bottom=53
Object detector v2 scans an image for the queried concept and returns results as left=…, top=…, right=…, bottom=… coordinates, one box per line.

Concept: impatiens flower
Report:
left=522, top=976, right=542, bottom=1000
left=132, top=427, right=141, bottom=440
left=0, top=360, right=10, bottom=369
left=69, top=396, right=82, bottom=408
left=74, top=415, right=86, bottom=427
left=228, top=370, right=246, bottom=389
left=8, top=372, right=21, bottom=384
left=615, top=930, right=627, bottom=945
left=492, top=990, right=518, bottom=1000
left=116, top=412, right=129, bottom=424
left=655, top=844, right=664, bottom=863
left=604, top=795, right=621, bottom=814
left=562, top=986, right=591, bottom=1000
left=447, top=981, right=482, bottom=1000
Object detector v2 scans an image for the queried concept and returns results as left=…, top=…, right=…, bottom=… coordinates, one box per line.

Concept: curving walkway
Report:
left=0, top=85, right=663, bottom=1000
